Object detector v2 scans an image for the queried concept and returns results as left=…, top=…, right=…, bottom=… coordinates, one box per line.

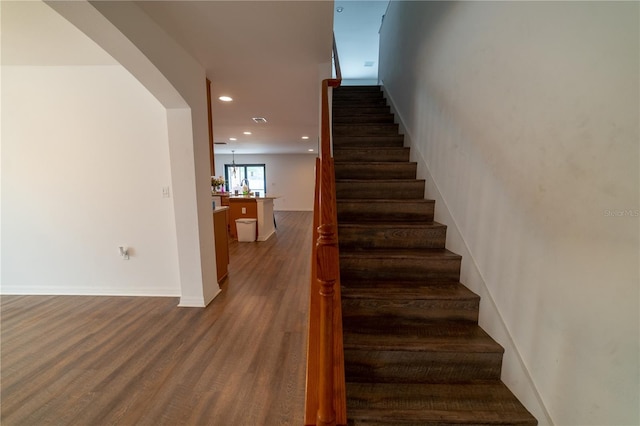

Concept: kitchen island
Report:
left=228, top=195, right=278, bottom=241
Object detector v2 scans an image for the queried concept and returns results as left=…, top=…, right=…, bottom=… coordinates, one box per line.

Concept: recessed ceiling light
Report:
left=229, top=137, right=237, bottom=141
left=336, top=6, right=344, bottom=13
left=243, top=131, right=252, bottom=135
left=218, top=96, right=233, bottom=102
left=252, top=117, right=268, bottom=123
left=308, top=149, right=314, bottom=152
left=301, top=136, right=310, bottom=140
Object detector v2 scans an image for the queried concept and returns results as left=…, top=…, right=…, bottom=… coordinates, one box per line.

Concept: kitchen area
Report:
left=212, top=191, right=278, bottom=242
left=209, top=153, right=317, bottom=284
left=210, top=163, right=280, bottom=284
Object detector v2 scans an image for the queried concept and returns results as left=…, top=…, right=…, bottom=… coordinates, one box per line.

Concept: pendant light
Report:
left=231, top=150, right=237, bottom=177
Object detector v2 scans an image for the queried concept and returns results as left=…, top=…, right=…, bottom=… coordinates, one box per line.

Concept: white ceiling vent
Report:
left=252, top=117, right=268, bottom=123
left=214, top=142, right=227, bottom=145
left=364, top=61, right=375, bottom=67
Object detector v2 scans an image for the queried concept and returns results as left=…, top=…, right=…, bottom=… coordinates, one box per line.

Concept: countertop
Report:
left=228, top=195, right=279, bottom=200
left=213, top=206, right=229, bottom=213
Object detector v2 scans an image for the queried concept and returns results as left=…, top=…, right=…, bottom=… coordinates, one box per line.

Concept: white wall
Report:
left=1, top=65, right=180, bottom=296
left=214, top=154, right=316, bottom=211
left=47, top=0, right=220, bottom=306
left=379, top=2, right=639, bottom=425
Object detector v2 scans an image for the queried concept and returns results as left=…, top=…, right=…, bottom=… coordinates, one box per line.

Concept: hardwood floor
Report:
left=1, top=211, right=313, bottom=426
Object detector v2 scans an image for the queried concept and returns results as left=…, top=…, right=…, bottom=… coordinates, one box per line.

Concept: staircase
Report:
left=333, top=86, right=537, bottom=425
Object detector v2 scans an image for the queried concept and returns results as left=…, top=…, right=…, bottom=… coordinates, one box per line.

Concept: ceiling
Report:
left=334, top=0, right=389, bottom=81
left=2, top=0, right=388, bottom=155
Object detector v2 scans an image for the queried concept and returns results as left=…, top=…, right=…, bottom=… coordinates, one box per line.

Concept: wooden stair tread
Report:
left=335, top=85, right=382, bottom=90
left=339, top=221, right=445, bottom=228
left=334, top=123, right=396, bottom=127
left=333, top=134, right=404, bottom=143
left=332, top=85, right=536, bottom=425
left=338, top=198, right=434, bottom=203
left=335, top=146, right=406, bottom=149
left=340, top=248, right=461, bottom=260
left=347, top=382, right=537, bottom=425
left=336, top=179, right=424, bottom=183
left=341, top=282, right=478, bottom=300
left=338, top=221, right=447, bottom=249
left=334, top=147, right=410, bottom=162
left=334, top=147, right=408, bottom=152
left=337, top=199, right=435, bottom=223
left=334, top=113, right=394, bottom=119
left=333, top=107, right=391, bottom=115
left=334, top=161, right=418, bottom=166
left=343, top=321, right=503, bottom=353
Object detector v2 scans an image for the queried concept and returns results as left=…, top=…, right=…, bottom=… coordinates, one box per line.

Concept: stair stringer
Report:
left=380, top=82, right=553, bottom=426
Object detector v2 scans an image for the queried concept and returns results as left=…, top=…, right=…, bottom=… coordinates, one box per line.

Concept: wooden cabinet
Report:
left=213, top=208, right=229, bottom=283
left=228, top=198, right=258, bottom=240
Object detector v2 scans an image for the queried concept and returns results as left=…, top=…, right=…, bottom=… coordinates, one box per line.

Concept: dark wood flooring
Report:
left=1, top=211, right=312, bottom=426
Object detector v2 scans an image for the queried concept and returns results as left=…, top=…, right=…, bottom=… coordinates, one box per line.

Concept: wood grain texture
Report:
left=333, top=147, right=410, bottom=163
left=338, top=222, right=446, bottom=250
left=333, top=162, right=418, bottom=180
left=332, top=85, right=536, bottom=425
left=308, top=78, right=347, bottom=426
left=213, top=209, right=229, bottom=282
left=1, top=211, right=312, bottom=426
left=337, top=199, right=435, bottom=223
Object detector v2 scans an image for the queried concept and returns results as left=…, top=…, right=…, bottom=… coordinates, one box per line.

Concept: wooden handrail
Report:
left=304, top=35, right=344, bottom=426
left=332, top=34, right=342, bottom=82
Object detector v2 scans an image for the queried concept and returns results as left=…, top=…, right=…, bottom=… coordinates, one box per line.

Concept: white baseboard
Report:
left=177, top=296, right=207, bottom=307
left=0, top=285, right=180, bottom=298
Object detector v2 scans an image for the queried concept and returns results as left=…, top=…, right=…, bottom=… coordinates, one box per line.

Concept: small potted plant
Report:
left=211, top=176, right=226, bottom=194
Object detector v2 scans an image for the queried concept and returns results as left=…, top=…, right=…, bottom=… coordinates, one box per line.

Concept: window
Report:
left=224, top=164, right=266, bottom=194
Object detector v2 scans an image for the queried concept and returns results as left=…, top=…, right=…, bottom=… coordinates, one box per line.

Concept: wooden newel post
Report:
left=316, top=222, right=338, bottom=426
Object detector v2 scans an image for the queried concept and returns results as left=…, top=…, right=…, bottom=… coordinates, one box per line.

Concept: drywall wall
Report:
left=47, top=0, right=220, bottom=306
left=214, top=154, right=316, bottom=211
left=379, top=2, right=639, bottom=425
left=1, top=65, right=180, bottom=296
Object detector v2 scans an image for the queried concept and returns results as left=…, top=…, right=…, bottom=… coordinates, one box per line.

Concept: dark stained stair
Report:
left=333, top=85, right=536, bottom=425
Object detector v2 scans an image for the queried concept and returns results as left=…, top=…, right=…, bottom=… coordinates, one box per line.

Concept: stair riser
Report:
left=348, top=419, right=536, bottom=426
left=344, top=351, right=503, bottom=383
left=333, top=88, right=383, bottom=94
left=335, top=88, right=383, bottom=94
left=340, top=256, right=461, bottom=282
left=333, top=98, right=388, bottom=107
left=334, top=93, right=383, bottom=98
left=342, top=298, right=479, bottom=323
left=334, top=148, right=410, bottom=163
left=333, top=95, right=384, bottom=103
left=333, top=114, right=395, bottom=124
left=333, top=106, right=391, bottom=116
left=334, top=124, right=399, bottom=136
left=334, top=136, right=404, bottom=148
left=334, top=86, right=381, bottom=92
left=336, top=181, right=425, bottom=199
left=337, top=201, right=434, bottom=222
left=338, top=225, right=446, bottom=250
left=335, top=163, right=417, bottom=180
left=333, top=86, right=537, bottom=426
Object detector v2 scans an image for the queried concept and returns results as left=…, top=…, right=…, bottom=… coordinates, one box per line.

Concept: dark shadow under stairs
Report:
left=333, top=85, right=537, bottom=425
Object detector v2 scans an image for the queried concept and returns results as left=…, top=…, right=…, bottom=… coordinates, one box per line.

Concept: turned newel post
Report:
left=316, top=221, right=338, bottom=426
left=304, top=71, right=345, bottom=426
